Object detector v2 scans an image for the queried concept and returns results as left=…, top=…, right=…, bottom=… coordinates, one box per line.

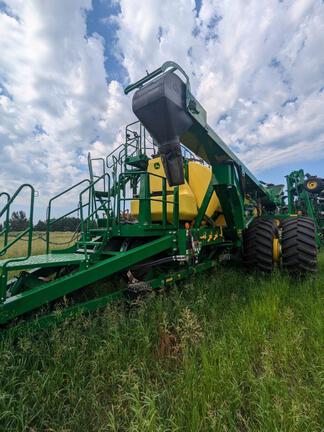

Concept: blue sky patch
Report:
left=86, top=0, right=127, bottom=83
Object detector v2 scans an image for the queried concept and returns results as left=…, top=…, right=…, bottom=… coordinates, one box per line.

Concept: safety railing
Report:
left=0, top=192, right=10, bottom=251
left=100, top=121, right=203, bottom=219
left=125, top=121, right=157, bottom=157
left=105, top=135, right=139, bottom=171
left=0, top=184, right=35, bottom=257
left=46, top=179, right=91, bottom=254
left=124, top=121, right=203, bottom=163
left=106, top=121, right=203, bottom=174
left=46, top=173, right=111, bottom=256
left=88, top=153, right=106, bottom=185
left=78, top=173, right=111, bottom=259
left=0, top=184, right=35, bottom=302
left=117, top=171, right=179, bottom=228
left=106, top=121, right=157, bottom=171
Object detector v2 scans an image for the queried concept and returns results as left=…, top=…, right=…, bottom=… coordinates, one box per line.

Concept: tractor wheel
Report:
left=304, top=177, right=323, bottom=194
left=282, top=216, right=317, bottom=274
left=243, top=218, right=278, bottom=273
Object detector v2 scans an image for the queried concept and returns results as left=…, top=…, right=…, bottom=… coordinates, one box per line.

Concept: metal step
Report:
left=125, top=154, right=149, bottom=169
left=76, top=248, right=96, bottom=254
left=89, top=228, right=107, bottom=233
left=91, top=236, right=103, bottom=242
left=82, top=241, right=102, bottom=246
left=94, top=190, right=109, bottom=198
left=0, top=253, right=86, bottom=270
left=76, top=239, right=103, bottom=251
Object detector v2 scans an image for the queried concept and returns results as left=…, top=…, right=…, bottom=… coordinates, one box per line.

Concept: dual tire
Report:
left=243, top=216, right=317, bottom=274
left=281, top=216, right=317, bottom=274
left=243, top=218, right=278, bottom=273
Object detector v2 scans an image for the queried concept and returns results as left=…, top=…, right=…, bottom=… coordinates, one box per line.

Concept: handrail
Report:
left=84, top=200, right=110, bottom=223
left=88, top=154, right=106, bottom=182
left=78, top=173, right=111, bottom=258
left=117, top=171, right=179, bottom=228
left=124, top=122, right=202, bottom=163
left=124, top=60, right=190, bottom=96
left=106, top=143, right=125, bottom=169
left=0, top=184, right=35, bottom=302
left=106, top=139, right=137, bottom=169
left=79, top=173, right=110, bottom=211
left=125, top=121, right=157, bottom=156
left=106, top=121, right=157, bottom=172
left=0, top=192, right=10, bottom=250
left=0, top=184, right=34, bottom=255
left=0, top=228, right=30, bottom=255
left=88, top=154, right=107, bottom=217
left=88, top=152, right=94, bottom=181
left=47, top=203, right=88, bottom=227
left=46, top=179, right=90, bottom=253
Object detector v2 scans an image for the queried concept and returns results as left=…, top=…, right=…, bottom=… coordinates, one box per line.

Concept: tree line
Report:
left=0, top=211, right=80, bottom=232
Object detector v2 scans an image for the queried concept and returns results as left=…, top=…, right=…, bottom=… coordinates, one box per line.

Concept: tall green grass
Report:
left=0, top=254, right=323, bottom=431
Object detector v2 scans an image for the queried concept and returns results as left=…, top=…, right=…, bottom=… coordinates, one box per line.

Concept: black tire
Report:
left=304, top=177, right=324, bottom=194
left=282, top=216, right=317, bottom=274
left=243, top=218, right=278, bottom=273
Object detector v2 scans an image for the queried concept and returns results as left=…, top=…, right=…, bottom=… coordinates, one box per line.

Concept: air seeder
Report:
left=0, top=62, right=320, bottom=328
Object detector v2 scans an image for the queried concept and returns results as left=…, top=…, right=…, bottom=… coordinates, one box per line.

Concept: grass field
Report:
left=0, top=235, right=323, bottom=431
left=2, top=231, right=77, bottom=259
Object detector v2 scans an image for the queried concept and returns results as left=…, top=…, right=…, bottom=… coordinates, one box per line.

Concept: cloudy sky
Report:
left=0, top=0, right=323, bottom=215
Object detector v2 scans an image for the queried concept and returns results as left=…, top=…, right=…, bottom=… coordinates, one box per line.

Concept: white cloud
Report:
left=0, top=0, right=131, bottom=213
left=115, top=0, right=198, bottom=83
left=0, top=0, right=323, bottom=219
left=115, top=0, right=324, bottom=173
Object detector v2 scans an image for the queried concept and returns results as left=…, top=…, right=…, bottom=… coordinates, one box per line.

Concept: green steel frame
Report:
left=0, top=119, right=238, bottom=329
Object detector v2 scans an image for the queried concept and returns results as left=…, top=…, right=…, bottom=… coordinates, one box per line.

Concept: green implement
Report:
left=0, top=61, right=320, bottom=330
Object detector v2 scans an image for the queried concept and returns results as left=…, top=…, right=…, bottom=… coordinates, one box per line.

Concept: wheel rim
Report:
left=307, top=180, right=318, bottom=190
left=272, top=238, right=280, bottom=263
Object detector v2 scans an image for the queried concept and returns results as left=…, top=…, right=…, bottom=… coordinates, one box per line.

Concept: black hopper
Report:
left=132, top=71, right=193, bottom=186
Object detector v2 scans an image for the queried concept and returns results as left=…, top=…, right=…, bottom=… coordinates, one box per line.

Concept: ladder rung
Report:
left=84, top=241, right=102, bottom=245
left=91, top=236, right=102, bottom=241
left=94, top=190, right=109, bottom=198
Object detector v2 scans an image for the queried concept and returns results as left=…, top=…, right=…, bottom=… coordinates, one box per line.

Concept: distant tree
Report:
left=10, top=211, right=29, bottom=231
left=34, top=220, right=47, bottom=231
left=6, top=211, right=81, bottom=233
left=63, top=217, right=80, bottom=232
left=47, top=217, right=80, bottom=232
